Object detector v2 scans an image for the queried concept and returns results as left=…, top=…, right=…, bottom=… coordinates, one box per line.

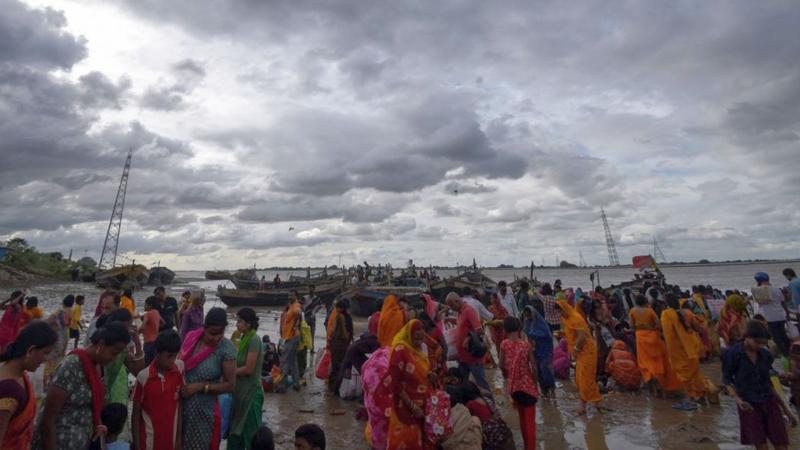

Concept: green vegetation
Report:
left=2, top=238, right=72, bottom=279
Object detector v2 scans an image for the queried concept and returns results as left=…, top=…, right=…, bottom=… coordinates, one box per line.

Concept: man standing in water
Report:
left=278, top=291, right=303, bottom=392
left=446, top=292, right=492, bottom=393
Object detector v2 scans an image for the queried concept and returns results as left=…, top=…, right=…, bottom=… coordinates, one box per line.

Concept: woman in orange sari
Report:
left=383, top=319, right=432, bottom=450
left=661, top=293, right=707, bottom=407
left=629, top=294, right=681, bottom=393
left=487, top=293, right=508, bottom=363
left=378, top=294, right=407, bottom=347
left=556, top=299, right=603, bottom=414
left=0, top=321, right=58, bottom=448
left=717, top=294, right=748, bottom=347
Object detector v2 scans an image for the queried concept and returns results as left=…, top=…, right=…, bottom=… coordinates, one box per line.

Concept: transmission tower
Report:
left=653, top=237, right=667, bottom=264
left=98, top=148, right=133, bottom=269
left=601, top=208, right=620, bottom=266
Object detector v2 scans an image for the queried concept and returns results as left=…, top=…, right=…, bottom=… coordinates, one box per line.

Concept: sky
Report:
left=1, top=0, right=798, bottom=270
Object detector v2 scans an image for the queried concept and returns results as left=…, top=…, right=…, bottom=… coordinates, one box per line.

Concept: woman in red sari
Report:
left=0, top=321, right=58, bottom=448
left=383, top=319, right=433, bottom=450
left=487, top=293, right=509, bottom=363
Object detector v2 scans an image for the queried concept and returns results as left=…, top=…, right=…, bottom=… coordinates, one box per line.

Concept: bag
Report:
left=315, top=349, right=331, bottom=380
left=467, top=330, right=487, bottom=358
left=338, top=367, right=362, bottom=399
left=482, top=417, right=514, bottom=450
left=424, top=390, right=453, bottom=443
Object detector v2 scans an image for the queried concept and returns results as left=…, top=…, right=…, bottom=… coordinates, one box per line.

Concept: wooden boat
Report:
left=231, top=278, right=305, bottom=290
left=337, top=286, right=426, bottom=318
left=429, top=269, right=498, bottom=301
left=205, top=270, right=231, bottom=280
left=95, top=264, right=150, bottom=289
left=148, top=266, right=175, bottom=285
left=217, top=278, right=344, bottom=308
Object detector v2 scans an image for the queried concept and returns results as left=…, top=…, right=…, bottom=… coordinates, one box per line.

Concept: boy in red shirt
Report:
left=132, top=330, right=184, bottom=450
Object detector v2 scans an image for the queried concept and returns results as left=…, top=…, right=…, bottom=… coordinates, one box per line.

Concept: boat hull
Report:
left=96, top=265, right=150, bottom=289
left=338, top=286, right=425, bottom=317
left=205, top=270, right=231, bottom=280
left=217, top=280, right=343, bottom=308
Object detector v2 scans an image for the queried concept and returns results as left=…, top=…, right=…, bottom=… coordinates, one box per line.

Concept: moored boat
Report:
left=429, top=269, right=498, bottom=301
left=96, top=264, right=150, bottom=289
left=217, top=278, right=344, bottom=308
left=148, top=266, right=175, bottom=285
left=337, top=286, right=426, bottom=318
left=205, top=270, right=232, bottom=280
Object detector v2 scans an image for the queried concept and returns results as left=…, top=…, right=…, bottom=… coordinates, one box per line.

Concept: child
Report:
left=141, top=297, right=162, bottom=366
left=120, top=288, right=136, bottom=317
left=295, top=424, right=326, bottom=450
left=262, top=335, right=280, bottom=377
left=722, top=320, right=797, bottom=450
left=251, top=425, right=275, bottom=450
left=499, top=316, right=539, bottom=450
left=781, top=341, right=800, bottom=410
left=132, top=330, right=184, bottom=450
left=70, top=295, right=84, bottom=349
left=102, top=403, right=129, bottom=450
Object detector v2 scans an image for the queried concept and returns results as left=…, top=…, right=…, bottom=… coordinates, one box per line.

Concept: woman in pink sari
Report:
left=0, top=291, right=25, bottom=353
left=362, top=347, right=392, bottom=450
left=180, top=307, right=236, bottom=450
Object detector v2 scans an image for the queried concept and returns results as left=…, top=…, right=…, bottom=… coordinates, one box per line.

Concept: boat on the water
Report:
left=429, top=269, right=498, bottom=301
left=96, top=264, right=150, bottom=289
left=217, top=278, right=344, bottom=307
left=337, top=285, right=426, bottom=318
left=205, top=270, right=232, bottom=280
left=148, top=266, right=175, bottom=285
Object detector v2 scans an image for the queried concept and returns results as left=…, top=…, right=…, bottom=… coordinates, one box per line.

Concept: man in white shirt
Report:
left=462, top=288, right=494, bottom=322
left=752, top=272, right=790, bottom=356
left=497, top=281, right=519, bottom=318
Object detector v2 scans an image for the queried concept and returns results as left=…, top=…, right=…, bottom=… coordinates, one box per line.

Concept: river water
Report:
left=2, top=261, right=800, bottom=449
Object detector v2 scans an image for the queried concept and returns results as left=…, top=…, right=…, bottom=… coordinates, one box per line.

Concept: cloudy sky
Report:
left=1, top=0, right=798, bottom=270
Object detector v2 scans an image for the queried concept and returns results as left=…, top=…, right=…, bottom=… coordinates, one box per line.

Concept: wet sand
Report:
left=3, top=283, right=800, bottom=449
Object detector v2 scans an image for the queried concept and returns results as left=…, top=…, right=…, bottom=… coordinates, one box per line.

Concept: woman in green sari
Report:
left=229, top=307, right=264, bottom=450
left=102, top=308, right=145, bottom=404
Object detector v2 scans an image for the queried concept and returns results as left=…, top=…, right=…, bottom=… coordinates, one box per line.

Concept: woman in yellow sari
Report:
left=662, top=293, right=707, bottom=406
left=717, top=294, right=748, bottom=347
left=378, top=294, right=406, bottom=347
left=383, top=319, right=432, bottom=450
left=556, top=299, right=603, bottom=414
left=629, top=294, right=681, bottom=393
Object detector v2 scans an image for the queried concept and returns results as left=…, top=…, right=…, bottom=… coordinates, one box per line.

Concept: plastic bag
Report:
left=315, top=349, right=331, bottom=380
left=338, top=367, right=363, bottom=399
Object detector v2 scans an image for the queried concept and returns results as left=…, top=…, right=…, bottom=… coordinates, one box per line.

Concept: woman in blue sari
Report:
left=523, top=305, right=555, bottom=395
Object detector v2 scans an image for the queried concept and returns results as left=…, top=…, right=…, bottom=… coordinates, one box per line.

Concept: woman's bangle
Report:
left=204, top=384, right=209, bottom=394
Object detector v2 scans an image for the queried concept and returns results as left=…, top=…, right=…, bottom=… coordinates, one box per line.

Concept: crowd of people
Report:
left=0, top=267, right=798, bottom=449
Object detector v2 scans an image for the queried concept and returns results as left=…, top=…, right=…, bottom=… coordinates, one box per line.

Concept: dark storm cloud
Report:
left=236, top=192, right=410, bottom=224
left=139, top=58, right=206, bottom=111
left=0, top=0, right=86, bottom=69
left=0, top=0, right=197, bottom=237
left=78, top=71, right=131, bottom=109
